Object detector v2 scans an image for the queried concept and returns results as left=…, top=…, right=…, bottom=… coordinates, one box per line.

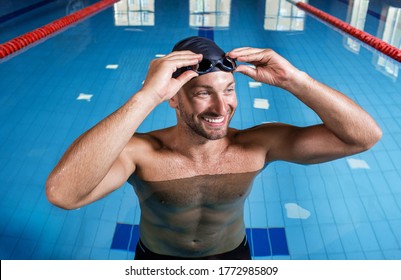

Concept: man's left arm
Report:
left=228, top=47, right=382, bottom=164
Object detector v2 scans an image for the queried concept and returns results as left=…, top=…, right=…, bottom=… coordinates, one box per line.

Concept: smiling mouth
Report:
left=201, top=116, right=225, bottom=124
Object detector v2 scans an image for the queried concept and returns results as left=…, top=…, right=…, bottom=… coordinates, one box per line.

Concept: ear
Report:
left=168, top=94, right=178, bottom=109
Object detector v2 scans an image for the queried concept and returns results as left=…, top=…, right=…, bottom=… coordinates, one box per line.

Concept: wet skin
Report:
left=129, top=170, right=260, bottom=257
left=125, top=72, right=267, bottom=257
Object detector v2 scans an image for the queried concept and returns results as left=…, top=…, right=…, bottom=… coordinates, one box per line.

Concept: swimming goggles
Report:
left=173, top=56, right=236, bottom=77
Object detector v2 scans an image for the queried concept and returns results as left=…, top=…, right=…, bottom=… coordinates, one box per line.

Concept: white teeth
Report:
left=203, top=117, right=224, bottom=123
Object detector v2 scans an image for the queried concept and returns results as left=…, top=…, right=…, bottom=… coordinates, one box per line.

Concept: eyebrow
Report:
left=192, top=81, right=236, bottom=90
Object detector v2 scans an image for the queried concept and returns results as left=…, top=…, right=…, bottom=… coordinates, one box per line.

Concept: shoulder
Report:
left=231, top=122, right=294, bottom=146
left=127, top=127, right=173, bottom=152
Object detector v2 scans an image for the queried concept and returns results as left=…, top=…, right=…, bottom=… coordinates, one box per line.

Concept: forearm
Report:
left=283, top=70, right=382, bottom=149
left=46, top=90, right=158, bottom=201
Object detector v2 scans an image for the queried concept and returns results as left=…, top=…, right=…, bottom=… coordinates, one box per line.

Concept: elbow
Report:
left=365, top=124, right=382, bottom=150
left=356, top=124, right=383, bottom=152
left=45, top=175, right=80, bottom=210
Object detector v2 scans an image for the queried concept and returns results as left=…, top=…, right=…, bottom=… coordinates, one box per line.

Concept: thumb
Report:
left=175, top=70, right=199, bottom=85
left=235, top=65, right=257, bottom=79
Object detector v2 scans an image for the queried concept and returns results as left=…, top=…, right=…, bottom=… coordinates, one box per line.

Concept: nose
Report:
left=211, top=94, right=228, bottom=115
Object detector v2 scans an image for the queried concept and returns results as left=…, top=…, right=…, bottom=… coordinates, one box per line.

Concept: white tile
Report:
left=105, top=64, right=119, bottom=69
left=347, top=158, right=370, bottom=169
left=284, top=203, right=311, bottom=219
left=249, top=81, right=262, bottom=88
left=253, top=98, right=269, bottom=109
left=76, top=93, right=93, bottom=102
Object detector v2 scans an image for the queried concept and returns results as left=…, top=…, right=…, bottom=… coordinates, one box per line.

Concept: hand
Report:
left=141, top=51, right=203, bottom=102
left=227, top=47, right=301, bottom=89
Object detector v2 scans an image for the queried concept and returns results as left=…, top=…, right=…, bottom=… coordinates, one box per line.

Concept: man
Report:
left=46, top=36, right=382, bottom=260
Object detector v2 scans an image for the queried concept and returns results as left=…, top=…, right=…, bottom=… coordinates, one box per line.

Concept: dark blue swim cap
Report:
left=172, top=36, right=234, bottom=78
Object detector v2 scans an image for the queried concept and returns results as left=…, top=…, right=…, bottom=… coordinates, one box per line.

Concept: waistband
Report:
left=135, top=236, right=251, bottom=260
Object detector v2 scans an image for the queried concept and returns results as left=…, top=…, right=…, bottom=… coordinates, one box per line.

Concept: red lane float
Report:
left=296, top=2, right=401, bottom=63
left=0, top=0, right=118, bottom=60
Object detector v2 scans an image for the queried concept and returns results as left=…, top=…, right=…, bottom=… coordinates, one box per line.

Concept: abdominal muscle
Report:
left=139, top=202, right=246, bottom=257
left=129, top=171, right=258, bottom=257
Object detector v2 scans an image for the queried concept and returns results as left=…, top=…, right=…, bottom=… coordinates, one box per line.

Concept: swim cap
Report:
left=172, top=36, right=233, bottom=78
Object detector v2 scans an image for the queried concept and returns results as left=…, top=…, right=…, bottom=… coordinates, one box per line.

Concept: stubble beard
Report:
left=178, top=107, right=232, bottom=141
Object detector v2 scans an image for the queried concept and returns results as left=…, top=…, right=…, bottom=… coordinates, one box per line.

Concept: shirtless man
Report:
left=46, top=36, right=382, bottom=260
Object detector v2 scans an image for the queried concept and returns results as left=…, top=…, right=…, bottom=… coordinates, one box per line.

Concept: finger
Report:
left=171, top=57, right=202, bottom=71
left=164, top=53, right=203, bottom=71
left=175, top=70, right=199, bottom=84
left=235, top=65, right=258, bottom=79
left=236, top=50, right=268, bottom=64
left=167, top=51, right=202, bottom=61
left=228, top=47, right=264, bottom=59
left=227, top=47, right=252, bottom=55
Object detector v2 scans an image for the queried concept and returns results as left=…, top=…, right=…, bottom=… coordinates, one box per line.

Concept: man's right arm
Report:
left=46, top=51, right=202, bottom=209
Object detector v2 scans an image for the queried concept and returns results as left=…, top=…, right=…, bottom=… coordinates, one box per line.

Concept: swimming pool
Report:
left=0, top=0, right=400, bottom=260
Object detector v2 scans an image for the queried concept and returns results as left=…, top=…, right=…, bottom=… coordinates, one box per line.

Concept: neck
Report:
left=171, top=125, right=231, bottom=161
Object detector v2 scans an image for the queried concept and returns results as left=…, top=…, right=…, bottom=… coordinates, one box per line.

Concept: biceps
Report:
left=267, top=124, right=351, bottom=164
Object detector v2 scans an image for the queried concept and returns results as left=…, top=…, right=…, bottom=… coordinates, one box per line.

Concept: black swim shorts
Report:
left=134, top=236, right=251, bottom=260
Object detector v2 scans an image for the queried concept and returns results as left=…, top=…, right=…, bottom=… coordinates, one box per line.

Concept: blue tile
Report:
left=286, top=226, right=308, bottom=255
left=346, top=251, right=366, bottom=260
left=33, top=242, right=57, bottom=260
left=382, top=249, right=401, bottom=260
left=344, top=197, right=369, bottom=223
left=111, top=223, right=132, bottom=250
left=249, top=202, right=268, bottom=228
left=90, top=248, right=111, bottom=260
left=71, top=246, right=92, bottom=260
left=303, top=224, right=326, bottom=256
left=329, top=198, right=352, bottom=224
left=265, top=201, right=285, bottom=227
left=51, top=244, right=74, bottom=260
left=10, top=239, right=37, bottom=260
left=313, top=199, right=335, bottom=224
left=0, top=237, right=19, bottom=259
left=269, top=228, right=289, bottom=255
left=371, top=221, right=400, bottom=250
left=319, top=224, right=344, bottom=254
left=337, top=223, right=363, bottom=253
left=93, top=220, right=116, bottom=249
left=382, top=171, right=401, bottom=194
left=248, top=228, right=271, bottom=257
left=379, top=195, right=401, bottom=220
left=354, top=222, right=381, bottom=252
left=364, top=251, right=384, bottom=260
left=128, top=225, right=140, bottom=252
left=74, top=219, right=100, bottom=247
left=360, top=196, right=387, bottom=222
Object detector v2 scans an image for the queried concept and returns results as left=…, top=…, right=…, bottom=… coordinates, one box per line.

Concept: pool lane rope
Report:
left=296, top=1, right=401, bottom=63
left=0, top=0, right=118, bottom=60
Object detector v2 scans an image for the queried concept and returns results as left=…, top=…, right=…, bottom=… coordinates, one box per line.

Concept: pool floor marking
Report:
left=253, top=98, right=270, bottom=109
left=111, top=223, right=289, bottom=257
left=76, top=93, right=93, bottom=102
left=249, top=81, right=262, bottom=88
left=285, top=203, right=311, bottom=219
left=347, top=158, right=370, bottom=169
left=106, top=64, right=119, bottom=69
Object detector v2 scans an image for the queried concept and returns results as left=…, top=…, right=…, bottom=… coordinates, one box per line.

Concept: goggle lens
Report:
left=174, top=57, right=236, bottom=78
left=192, top=57, right=236, bottom=74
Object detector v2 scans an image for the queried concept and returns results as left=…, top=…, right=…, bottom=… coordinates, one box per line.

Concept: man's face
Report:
left=171, top=71, right=237, bottom=140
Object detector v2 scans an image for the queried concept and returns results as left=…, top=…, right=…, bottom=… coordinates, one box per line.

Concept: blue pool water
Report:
left=0, top=0, right=401, bottom=260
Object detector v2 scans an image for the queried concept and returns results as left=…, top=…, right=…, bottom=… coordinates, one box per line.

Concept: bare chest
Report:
left=129, top=170, right=260, bottom=208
